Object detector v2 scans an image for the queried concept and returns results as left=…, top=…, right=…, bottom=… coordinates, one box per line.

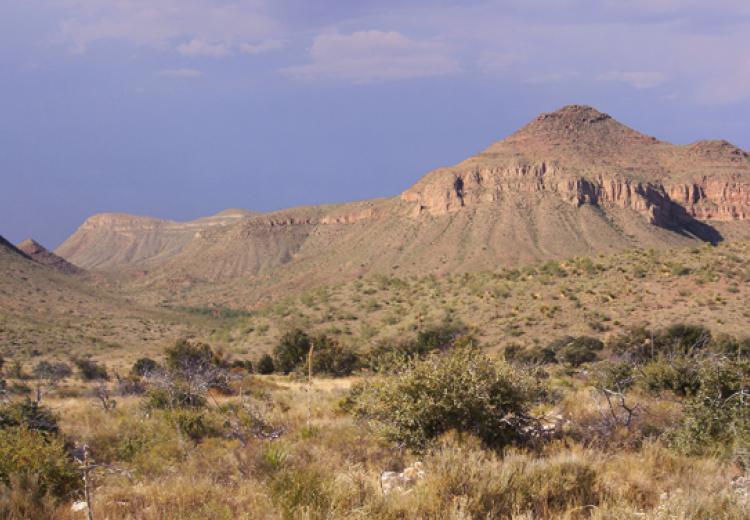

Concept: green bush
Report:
left=311, top=337, right=358, bottom=377
left=143, top=385, right=206, bottom=410
left=73, top=358, right=108, bottom=381
left=347, top=347, right=539, bottom=451
left=541, top=336, right=603, bottom=367
left=640, top=356, right=701, bottom=397
left=166, top=409, right=220, bottom=442
left=610, top=324, right=711, bottom=362
left=165, top=339, right=216, bottom=373
left=367, top=321, right=473, bottom=372
left=131, top=357, right=160, bottom=377
left=591, top=360, right=634, bottom=391
left=0, top=400, right=59, bottom=435
left=257, top=354, right=275, bottom=375
left=274, top=329, right=312, bottom=374
left=32, top=361, right=72, bottom=381
left=671, top=358, right=750, bottom=461
left=0, top=427, right=80, bottom=500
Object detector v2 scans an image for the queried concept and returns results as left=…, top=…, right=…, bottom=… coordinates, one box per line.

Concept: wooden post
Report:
left=82, top=444, right=94, bottom=520
left=307, top=342, right=314, bottom=429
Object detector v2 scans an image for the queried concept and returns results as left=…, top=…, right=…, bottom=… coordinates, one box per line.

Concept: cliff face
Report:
left=401, top=106, right=750, bottom=227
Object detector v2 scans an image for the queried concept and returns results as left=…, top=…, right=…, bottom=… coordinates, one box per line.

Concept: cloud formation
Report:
left=284, top=30, right=459, bottom=83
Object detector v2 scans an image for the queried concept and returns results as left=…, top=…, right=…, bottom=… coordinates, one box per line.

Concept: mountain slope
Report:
left=17, top=238, right=82, bottom=274
left=54, top=105, right=750, bottom=304
left=0, top=233, right=196, bottom=358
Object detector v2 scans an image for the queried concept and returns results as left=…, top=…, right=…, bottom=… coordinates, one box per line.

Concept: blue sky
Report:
left=1, top=0, right=749, bottom=247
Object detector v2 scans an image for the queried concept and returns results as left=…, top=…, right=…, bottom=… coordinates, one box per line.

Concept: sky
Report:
left=1, top=1, right=749, bottom=248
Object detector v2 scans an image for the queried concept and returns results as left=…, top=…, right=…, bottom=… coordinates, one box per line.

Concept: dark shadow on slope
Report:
left=661, top=204, right=723, bottom=246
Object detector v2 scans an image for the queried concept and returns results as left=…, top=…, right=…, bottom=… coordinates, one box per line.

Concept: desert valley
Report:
left=2, top=105, right=750, bottom=519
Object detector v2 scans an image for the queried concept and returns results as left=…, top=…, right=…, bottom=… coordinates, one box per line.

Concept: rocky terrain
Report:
left=53, top=106, right=750, bottom=307
left=17, top=238, right=81, bottom=274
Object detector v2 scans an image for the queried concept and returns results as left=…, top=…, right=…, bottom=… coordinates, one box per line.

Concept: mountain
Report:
left=0, top=233, right=199, bottom=356
left=55, top=209, right=256, bottom=270
left=55, top=105, right=750, bottom=304
left=17, top=238, right=81, bottom=274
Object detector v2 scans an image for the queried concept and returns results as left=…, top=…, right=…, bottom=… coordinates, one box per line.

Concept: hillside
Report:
left=17, top=238, right=81, bottom=274
left=184, top=239, right=750, bottom=359
left=0, top=234, right=200, bottom=361
left=54, top=105, right=750, bottom=307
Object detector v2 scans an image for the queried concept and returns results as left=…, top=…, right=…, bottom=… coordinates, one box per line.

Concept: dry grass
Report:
left=0, top=369, right=742, bottom=520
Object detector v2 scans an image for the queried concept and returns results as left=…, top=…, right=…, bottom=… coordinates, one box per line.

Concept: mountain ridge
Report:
left=53, top=105, right=750, bottom=303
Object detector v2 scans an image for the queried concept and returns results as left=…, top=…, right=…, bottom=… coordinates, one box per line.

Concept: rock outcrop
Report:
left=401, top=105, right=750, bottom=228
left=17, top=239, right=81, bottom=274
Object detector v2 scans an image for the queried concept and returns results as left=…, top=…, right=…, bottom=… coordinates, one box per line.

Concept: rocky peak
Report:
left=17, top=238, right=46, bottom=256
left=502, top=104, right=657, bottom=150
left=401, top=106, right=750, bottom=225
left=687, top=140, right=748, bottom=162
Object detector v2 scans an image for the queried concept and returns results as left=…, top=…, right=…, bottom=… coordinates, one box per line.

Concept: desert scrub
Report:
left=346, top=346, right=541, bottom=451
left=0, top=402, right=80, bottom=504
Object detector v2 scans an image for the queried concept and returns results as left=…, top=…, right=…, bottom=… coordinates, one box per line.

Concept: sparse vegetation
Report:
left=2, top=242, right=750, bottom=517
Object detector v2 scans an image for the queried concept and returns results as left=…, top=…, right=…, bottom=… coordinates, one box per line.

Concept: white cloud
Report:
left=177, top=39, right=230, bottom=57
left=157, top=68, right=203, bottom=78
left=240, top=39, right=285, bottom=55
left=598, top=71, right=667, bottom=89
left=283, top=30, right=459, bottom=83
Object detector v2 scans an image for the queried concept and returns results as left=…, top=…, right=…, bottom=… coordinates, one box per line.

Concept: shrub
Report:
left=274, top=329, right=312, bottom=374
left=0, top=427, right=80, bottom=500
left=131, top=357, right=159, bottom=377
left=0, top=400, right=59, bottom=435
left=7, top=360, right=28, bottom=380
left=544, top=336, right=603, bottom=367
left=165, top=339, right=216, bottom=373
left=640, top=356, right=702, bottom=397
left=591, top=360, right=634, bottom=391
left=311, top=337, right=359, bottom=377
left=610, top=324, right=711, bottom=362
left=347, top=347, right=539, bottom=451
left=74, top=358, right=108, bottom=381
left=166, top=409, right=219, bottom=442
left=257, top=354, right=275, bottom=375
left=32, top=361, right=72, bottom=381
left=230, top=360, right=254, bottom=373
left=367, top=321, right=473, bottom=372
left=143, top=385, right=207, bottom=410
left=671, top=358, right=750, bottom=461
